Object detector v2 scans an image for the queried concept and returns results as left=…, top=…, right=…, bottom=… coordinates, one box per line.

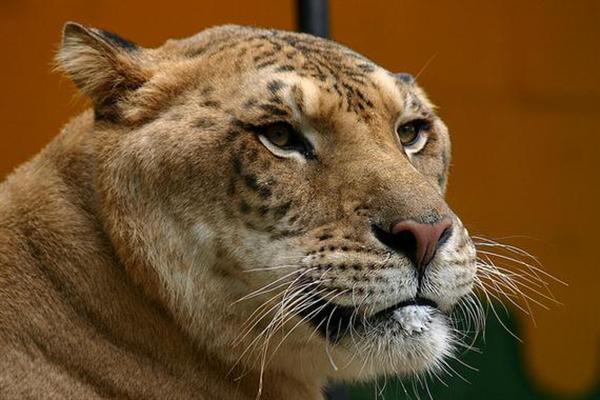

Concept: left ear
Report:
left=55, top=21, right=150, bottom=120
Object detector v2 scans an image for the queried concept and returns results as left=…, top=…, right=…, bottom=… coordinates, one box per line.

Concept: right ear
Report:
left=56, top=22, right=150, bottom=120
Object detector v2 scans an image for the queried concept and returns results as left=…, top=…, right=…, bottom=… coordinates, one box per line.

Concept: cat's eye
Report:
left=396, top=119, right=430, bottom=153
left=264, top=124, right=293, bottom=147
left=397, top=119, right=429, bottom=146
left=258, top=122, right=314, bottom=159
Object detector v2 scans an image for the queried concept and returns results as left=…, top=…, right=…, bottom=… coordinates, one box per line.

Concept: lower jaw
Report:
left=293, top=296, right=453, bottom=377
left=333, top=311, right=453, bottom=378
left=283, top=282, right=455, bottom=371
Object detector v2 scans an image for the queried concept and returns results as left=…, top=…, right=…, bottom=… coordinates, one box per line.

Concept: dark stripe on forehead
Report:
left=253, top=51, right=276, bottom=62
left=256, top=59, right=277, bottom=69
left=259, top=104, right=289, bottom=117
left=267, top=79, right=285, bottom=94
left=358, top=63, right=376, bottom=73
left=291, top=85, right=305, bottom=114
left=187, top=28, right=385, bottom=122
left=275, top=65, right=295, bottom=72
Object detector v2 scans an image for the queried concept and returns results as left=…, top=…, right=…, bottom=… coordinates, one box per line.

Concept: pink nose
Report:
left=391, top=218, right=453, bottom=269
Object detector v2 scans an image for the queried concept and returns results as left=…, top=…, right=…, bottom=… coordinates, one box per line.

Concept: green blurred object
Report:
left=346, top=305, right=600, bottom=400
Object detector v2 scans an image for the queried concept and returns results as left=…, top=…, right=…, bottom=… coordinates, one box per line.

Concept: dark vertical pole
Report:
left=297, top=0, right=330, bottom=38
left=296, top=5, right=349, bottom=400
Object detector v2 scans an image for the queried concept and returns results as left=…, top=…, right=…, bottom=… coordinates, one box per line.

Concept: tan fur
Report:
left=0, top=23, right=477, bottom=399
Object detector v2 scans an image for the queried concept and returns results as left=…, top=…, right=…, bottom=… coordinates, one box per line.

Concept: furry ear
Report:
left=56, top=22, right=149, bottom=120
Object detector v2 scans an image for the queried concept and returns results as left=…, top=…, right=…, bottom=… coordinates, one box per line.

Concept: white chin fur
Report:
left=336, top=309, right=453, bottom=378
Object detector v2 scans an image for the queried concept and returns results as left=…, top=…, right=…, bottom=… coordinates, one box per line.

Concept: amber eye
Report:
left=259, top=122, right=314, bottom=158
left=396, top=119, right=430, bottom=147
left=264, top=123, right=292, bottom=147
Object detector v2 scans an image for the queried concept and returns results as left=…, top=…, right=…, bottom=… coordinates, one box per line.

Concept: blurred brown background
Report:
left=1, top=0, right=598, bottom=397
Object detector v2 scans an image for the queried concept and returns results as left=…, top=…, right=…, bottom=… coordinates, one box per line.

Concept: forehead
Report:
left=169, top=26, right=433, bottom=121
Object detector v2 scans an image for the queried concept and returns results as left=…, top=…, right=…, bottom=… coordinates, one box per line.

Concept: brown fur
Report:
left=0, top=23, right=476, bottom=399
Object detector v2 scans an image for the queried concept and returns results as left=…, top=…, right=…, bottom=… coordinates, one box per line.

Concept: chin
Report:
left=322, top=303, right=455, bottom=379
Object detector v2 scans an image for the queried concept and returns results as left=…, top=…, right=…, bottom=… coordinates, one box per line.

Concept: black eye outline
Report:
left=396, top=119, right=431, bottom=147
left=258, top=121, right=315, bottom=159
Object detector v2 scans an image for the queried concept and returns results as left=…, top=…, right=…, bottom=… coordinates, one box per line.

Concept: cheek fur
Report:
left=223, top=140, right=306, bottom=239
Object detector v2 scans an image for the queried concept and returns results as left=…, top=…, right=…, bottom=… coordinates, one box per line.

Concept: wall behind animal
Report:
left=1, top=1, right=597, bottom=398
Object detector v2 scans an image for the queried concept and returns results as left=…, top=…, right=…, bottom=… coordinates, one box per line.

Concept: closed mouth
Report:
left=296, top=293, right=439, bottom=342
left=373, top=297, right=438, bottom=318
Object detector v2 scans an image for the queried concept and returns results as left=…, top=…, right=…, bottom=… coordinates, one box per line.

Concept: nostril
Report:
left=373, top=217, right=453, bottom=270
left=437, top=225, right=453, bottom=249
left=371, top=224, right=419, bottom=263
